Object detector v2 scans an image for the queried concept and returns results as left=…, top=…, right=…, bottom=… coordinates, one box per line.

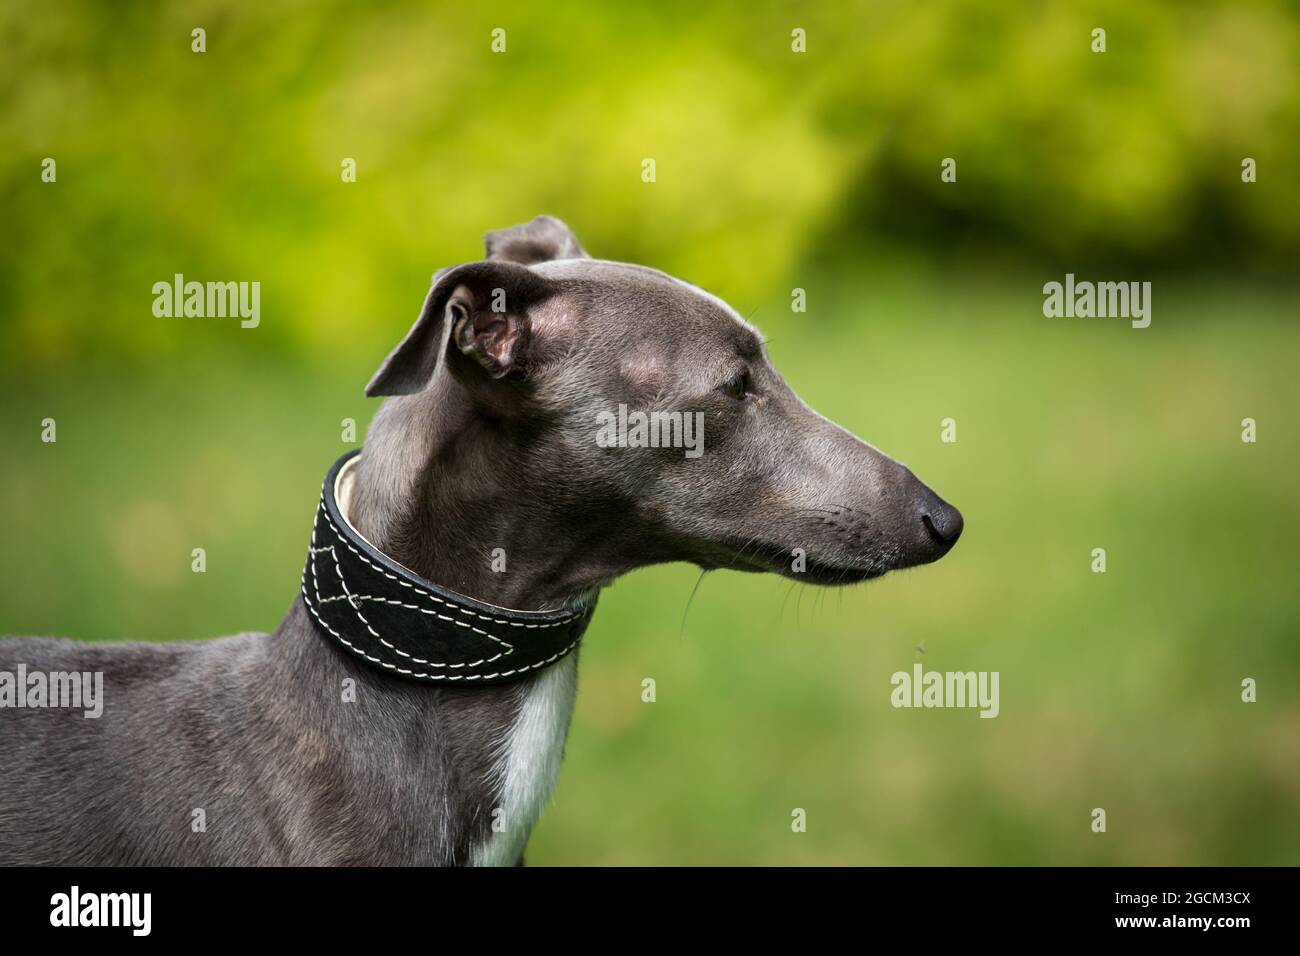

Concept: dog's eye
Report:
left=719, top=369, right=753, bottom=401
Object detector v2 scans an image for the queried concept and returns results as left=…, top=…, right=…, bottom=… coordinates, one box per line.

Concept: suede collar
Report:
left=300, top=450, right=595, bottom=685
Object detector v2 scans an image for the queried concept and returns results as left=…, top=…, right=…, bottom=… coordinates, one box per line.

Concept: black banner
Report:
left=0, top=866, right=1281, bottom=941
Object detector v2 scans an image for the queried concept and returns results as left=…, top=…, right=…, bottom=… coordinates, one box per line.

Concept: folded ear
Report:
left=484, top=215, right=588, bottom=265
left=365, top=261, right=555, bottom=397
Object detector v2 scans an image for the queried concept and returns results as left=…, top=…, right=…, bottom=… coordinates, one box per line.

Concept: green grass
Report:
left=2, top=277, right=1297, bottom=865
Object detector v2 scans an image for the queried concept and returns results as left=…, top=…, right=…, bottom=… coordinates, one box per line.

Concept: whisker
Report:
left=679, top=569, right=708, bottom=640
left=780, top=579, right=798, bottom=623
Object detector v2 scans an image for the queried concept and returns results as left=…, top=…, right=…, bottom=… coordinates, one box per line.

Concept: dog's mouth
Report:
left=712, top=539, right=888, bottom=586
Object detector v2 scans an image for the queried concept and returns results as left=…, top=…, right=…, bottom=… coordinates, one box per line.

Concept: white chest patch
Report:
left=470, top=653, right=579, bottom=866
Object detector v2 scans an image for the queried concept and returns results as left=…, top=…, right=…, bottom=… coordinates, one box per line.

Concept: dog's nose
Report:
left=885, top=464, right=964, bottom=567
left=921, top=495, right=964, bottom=545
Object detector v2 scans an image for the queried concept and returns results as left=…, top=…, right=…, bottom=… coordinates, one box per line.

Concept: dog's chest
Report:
left=470, top=654, right=579, bottom=866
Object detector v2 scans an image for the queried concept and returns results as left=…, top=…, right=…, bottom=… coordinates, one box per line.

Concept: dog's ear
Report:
left=365, top=261, right=555, bottom=396
left=484, top=215, right=587, bottom=265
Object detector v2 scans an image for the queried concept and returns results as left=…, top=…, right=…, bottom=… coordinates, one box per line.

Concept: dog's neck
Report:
left=346, top=382, right=623, bottom=612
left=282, top=387, right=600, bottom=863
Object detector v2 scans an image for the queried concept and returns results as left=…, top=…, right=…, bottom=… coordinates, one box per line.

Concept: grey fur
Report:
left=0, top=215, right=961, bottom=866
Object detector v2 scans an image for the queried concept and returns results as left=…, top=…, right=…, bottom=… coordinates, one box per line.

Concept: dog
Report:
left=0, top=216, right=962, bottom=865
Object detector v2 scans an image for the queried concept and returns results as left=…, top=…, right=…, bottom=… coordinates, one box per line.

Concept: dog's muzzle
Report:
left=300, top=450, right=595, bottom=685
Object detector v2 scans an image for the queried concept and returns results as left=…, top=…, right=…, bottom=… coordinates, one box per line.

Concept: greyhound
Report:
left=0, top=216, right=962, bottom=866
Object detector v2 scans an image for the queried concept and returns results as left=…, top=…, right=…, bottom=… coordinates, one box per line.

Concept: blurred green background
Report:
left=2, top=1, right=1298, bottom=864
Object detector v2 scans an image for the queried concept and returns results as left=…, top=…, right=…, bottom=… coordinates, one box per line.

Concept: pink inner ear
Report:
left=474, top=310, right=524, bottom=369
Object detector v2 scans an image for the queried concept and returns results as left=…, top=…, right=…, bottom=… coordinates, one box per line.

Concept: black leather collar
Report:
left=300, top=450, right=595, bottom=685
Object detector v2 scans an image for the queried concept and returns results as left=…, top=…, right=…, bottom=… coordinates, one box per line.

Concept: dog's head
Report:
left=363, top=216, right=960, bottom=591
